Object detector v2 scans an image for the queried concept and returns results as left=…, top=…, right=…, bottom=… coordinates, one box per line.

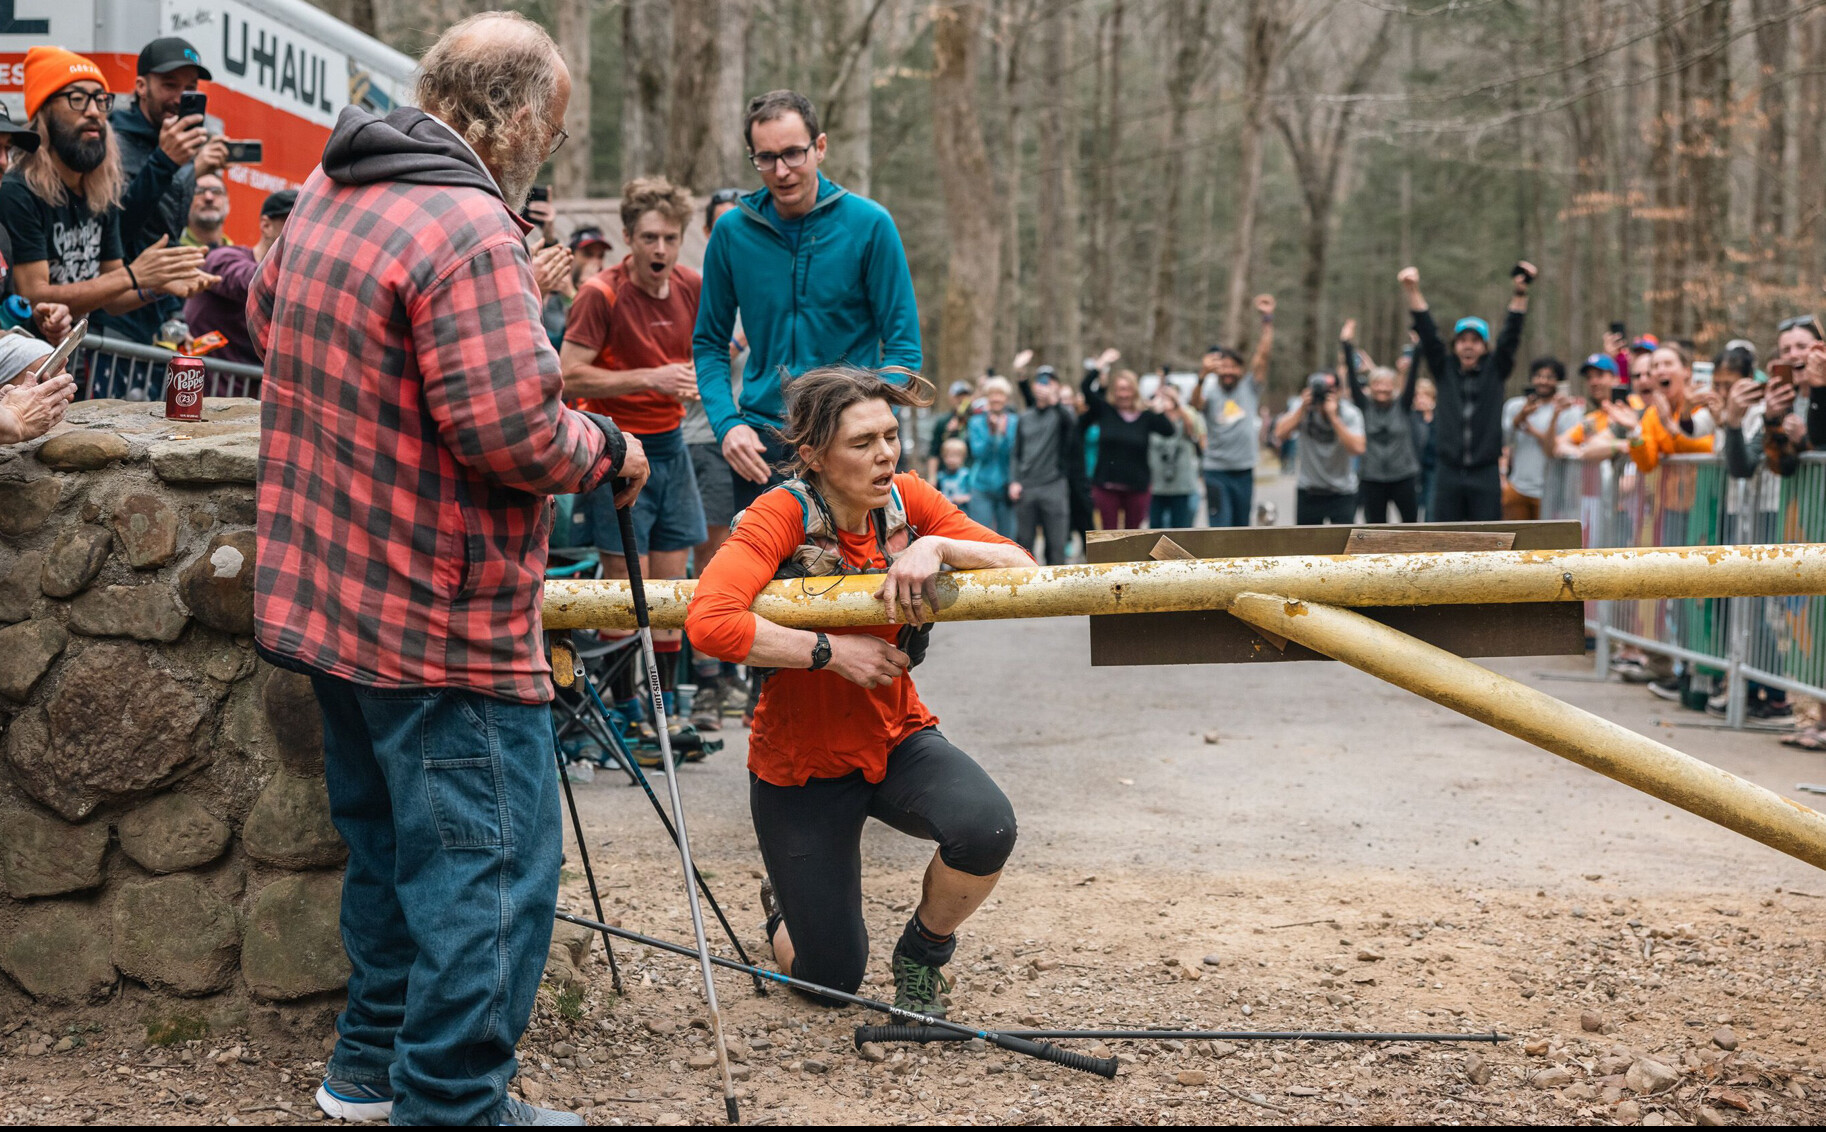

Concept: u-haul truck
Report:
left=0, top=0, right=416, bottom=245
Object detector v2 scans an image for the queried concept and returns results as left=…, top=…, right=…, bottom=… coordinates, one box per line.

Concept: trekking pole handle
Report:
left=612, top=499, right=652, bottom=625
left=991, top=1035, right=1118, bottom=1079
left=856, top=1025, right=968, bottom=1045
left=856, top=1025, right=1115, bottom=1077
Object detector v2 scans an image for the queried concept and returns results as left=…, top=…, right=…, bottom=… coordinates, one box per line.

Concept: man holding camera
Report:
left=100, top=36, right=228, bottom=347
left=1402, top=260, right=1535, bottom=522
left=1191, top=294, right=1276, bottom=527
left=1272, top=370, right=1366, bottom=525
left=1501, top=357, right=1579, bottom=521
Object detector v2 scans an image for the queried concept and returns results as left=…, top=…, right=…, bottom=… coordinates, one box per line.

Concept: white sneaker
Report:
left=316, top=1078, right=394, bottom=1121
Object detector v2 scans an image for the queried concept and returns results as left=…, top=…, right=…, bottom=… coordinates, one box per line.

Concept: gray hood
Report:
left=320, top=106, right=499, bottom=196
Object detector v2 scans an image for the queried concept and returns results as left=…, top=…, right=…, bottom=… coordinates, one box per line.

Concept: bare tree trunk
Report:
left=1146, top=0, right=1214, bottom=365
left=665, top=0, right=719, bottom=191
left=933, top=1, right=1001, bottom=386
left=622, top=0, right=672, bottom=180
left=708, top=0, right=750, bottom=190
left=990, top=0, right=1027, bottom=370
left=1035, top=0, right=1081, bottom=371
left=821, top=0, right=884, bottom=194
left=552, top=0, right=592, bottom=199
left=1647, top=0, right=1681, bottom=336
left=1222, top=0, right=1287, bottom=348
left=1086, top=0, right=1123, bottom=350
left=1804, top=13, right=1826, bottom=288
left=1752, top=0, right=1788, bottom=312
left=1685, top=0, right=1730, bottom=344
left=1274, top=14, right=1394, bottom=371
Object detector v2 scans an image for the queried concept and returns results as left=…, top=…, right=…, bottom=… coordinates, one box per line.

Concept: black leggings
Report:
left=749, top=728, right=1017, bottom=995
left=1360, top=476, right=1420, bottom=523
left=1430, top=463, right=1501, bottom=522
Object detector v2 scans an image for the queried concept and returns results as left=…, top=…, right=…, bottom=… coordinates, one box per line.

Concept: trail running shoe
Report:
left=1646, top=676, right=1684, bottom=702
left=315, top=1077, right=393, bottom=1121
left=497, top=1095, right=584, bottom=1125
left=891, top=949, right=954, bottom=1020
left=690, top=678, right=724, bottom=732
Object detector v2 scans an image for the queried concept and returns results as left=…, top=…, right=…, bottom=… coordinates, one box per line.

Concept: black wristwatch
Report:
left=809, top=632, right=832, bottom=672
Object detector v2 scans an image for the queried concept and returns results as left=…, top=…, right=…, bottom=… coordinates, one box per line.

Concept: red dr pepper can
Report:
left=164, top=355, right=205, bottom=421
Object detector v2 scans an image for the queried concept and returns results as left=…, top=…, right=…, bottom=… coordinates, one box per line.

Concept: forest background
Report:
left=310, top=0, right=1822, bottom=395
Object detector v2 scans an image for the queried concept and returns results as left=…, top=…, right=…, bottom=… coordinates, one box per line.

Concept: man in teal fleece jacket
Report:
left=693, top=89, right=922, bottom=508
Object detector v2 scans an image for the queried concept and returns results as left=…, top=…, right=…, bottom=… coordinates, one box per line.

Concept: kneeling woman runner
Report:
left=686, top=366, right=1033, bottom=1014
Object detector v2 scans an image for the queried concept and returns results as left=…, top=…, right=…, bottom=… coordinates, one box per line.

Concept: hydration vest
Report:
left=734, top=476, right=932, bottom=673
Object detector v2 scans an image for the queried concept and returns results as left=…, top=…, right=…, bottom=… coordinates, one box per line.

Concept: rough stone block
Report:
left=111, top=875, right=240, bottom=996
left=36, top=430, right=130, bottom=470
left=242, top=772, right=346, bottom=869
left=0, top=477, right=60, bottom=536
left=109, top=492, right=180, bottom=569
left=0, top=899, right=118, bottom=1002
left=0, top=551, right=43, bottom=623
left=262, top=668, right=324, bottom=773
left=241, top=872, right=351, bottom=1001
left=69, top=583, right=190, bottom=643
left=0, top=618, right=67, bottom=701
left=0, top=803, right=109, bottom=897
left=178, top=530, right=255, bottom=636
left=5, top=642, right=211, bottom=819
left=202, top=646, right=254, bottom=684
left=149, top=433, right=257, bottom=485
left=545, top=919, right=595, bottom=990
left=116, top=793, right=231, bottom=874
left=39, top=524, right=112, bottom=598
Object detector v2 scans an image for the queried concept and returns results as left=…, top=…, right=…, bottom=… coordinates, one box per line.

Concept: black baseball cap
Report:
left=138, top=37, right=212, bottom=81
left=0, top=103, right=38, bottom=152
left=260, top=190, right=297, bottom=219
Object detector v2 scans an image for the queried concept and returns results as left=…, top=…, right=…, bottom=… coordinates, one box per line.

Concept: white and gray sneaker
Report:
left=497, top=1095, right=584, bottom=1125
left=315, top=1077, right=394, bottom=1121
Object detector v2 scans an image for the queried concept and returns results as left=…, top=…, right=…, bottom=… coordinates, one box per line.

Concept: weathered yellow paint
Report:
left=542, top=543, right=1826, bottom=632
left=1226, top=591, right=1826, bottom=873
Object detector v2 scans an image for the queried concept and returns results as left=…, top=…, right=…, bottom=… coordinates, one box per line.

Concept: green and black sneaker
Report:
left=890, top=948, right=954, bottom=1020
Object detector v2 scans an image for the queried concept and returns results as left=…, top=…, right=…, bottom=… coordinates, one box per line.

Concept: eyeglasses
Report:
left=546, top=126, right=568, bottom=159
left=749, top=145, right=813, bottom=173
left=1778, top=315, right=1823, bottom=337
left=53, top=89, right=115, bottom=115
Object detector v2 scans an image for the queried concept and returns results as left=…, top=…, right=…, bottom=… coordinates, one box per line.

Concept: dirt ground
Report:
left=5, top=609, right=1826, bottom=1126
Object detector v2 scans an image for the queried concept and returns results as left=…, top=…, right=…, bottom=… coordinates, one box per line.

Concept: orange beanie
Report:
left=23, top=46, right=109, bottom=121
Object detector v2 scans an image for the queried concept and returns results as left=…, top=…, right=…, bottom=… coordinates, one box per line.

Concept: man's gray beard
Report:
left=49, top=119, right=105, bottom=174
left=494, top=136, right=544, bottom=213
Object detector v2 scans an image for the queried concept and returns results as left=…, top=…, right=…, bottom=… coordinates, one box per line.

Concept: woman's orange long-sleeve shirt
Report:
left=685, top=473, right=1028, bottom=787
left=1628, top=403, right=1716, bottom=472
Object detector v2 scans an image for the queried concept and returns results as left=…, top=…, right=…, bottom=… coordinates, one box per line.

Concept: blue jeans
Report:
left=310, top=673, right=562, bottom=1126
left=1148, top=492, right=1197, bottom=529
left=966, top=489, right=1017, bottom=538
left=1203, top=469, right=1254, bottom=527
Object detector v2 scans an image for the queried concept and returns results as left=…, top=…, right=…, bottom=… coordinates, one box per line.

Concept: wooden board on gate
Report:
left=1086, top=520, right=1587, bottom=666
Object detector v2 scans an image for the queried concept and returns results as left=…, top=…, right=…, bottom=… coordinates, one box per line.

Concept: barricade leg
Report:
left=1228, top=592, right=1826, bottom=872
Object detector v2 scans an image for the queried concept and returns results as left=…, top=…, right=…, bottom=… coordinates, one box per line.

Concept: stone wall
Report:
left=0, top=399, right=348, bottom=1009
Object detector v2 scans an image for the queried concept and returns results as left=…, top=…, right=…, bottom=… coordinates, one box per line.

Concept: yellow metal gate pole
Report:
left=1225, top=592, right=1826, bottom=872
left=542, top=543, right=1826, bottom=632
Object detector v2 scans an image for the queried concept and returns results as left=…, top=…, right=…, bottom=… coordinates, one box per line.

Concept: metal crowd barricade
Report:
left=1543, top=448, right=1826, bottom=729
left=76, top=333, right=262, bottom=402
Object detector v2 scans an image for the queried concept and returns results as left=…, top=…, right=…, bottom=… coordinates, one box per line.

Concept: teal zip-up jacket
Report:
left=693, top=175, right=922, bottom=441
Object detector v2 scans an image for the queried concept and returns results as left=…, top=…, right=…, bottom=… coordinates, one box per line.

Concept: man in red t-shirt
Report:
left=561, top=177, right=707, bottom=724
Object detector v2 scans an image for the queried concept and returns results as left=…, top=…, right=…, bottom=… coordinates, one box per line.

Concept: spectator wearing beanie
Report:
left=0, top=46, right=211, bottom=324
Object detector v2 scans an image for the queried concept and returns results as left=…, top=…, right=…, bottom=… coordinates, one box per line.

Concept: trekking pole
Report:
left=614, top=503, right=740, bottom=1125
left=553, top=911, right=1119, bottom=1079
left=548, top=717, right=624, bottom=995
left=855, top=1026, right=1509, bottom=1045
left=576, top=671, right=766, bottom=996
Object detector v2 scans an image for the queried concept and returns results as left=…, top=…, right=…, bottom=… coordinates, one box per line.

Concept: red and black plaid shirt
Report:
left=248, top=167, right=622, bottom=703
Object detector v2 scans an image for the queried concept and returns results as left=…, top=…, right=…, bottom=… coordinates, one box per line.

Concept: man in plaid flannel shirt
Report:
left=247, top=13, right=647, bottom=1126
